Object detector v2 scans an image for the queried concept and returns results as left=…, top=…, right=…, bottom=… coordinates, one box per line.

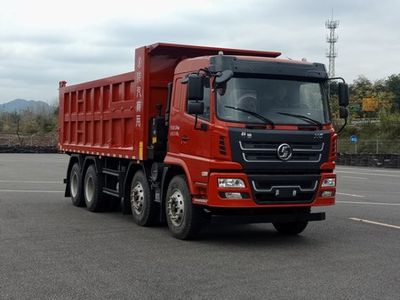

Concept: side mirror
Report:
left=187, top=75, right=204, bottom=101
left=338, top=82, right=349, bottom=107
left=215, top=69, right=234, bottom=84
left=339, top=106, right=348, bottom=119
left=187, top=101, right=204, bottom=115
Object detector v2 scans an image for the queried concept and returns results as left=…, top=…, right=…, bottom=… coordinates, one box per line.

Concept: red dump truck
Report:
left=59, top=43, right=349, bottom=239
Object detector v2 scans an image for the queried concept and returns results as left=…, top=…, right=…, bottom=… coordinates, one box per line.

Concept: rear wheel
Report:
left=130, top=170, right=157, bottom=226
left=70, top=163, right=84, bottom=207
left=84, top=164, right=106, bottom=212
left=273, top=221, right=308, bottom=235
left=165, top=175, right=207, bottom=240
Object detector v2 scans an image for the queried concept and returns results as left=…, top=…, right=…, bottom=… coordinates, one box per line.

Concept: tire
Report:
left=130, top=170, right=158, bottom=226
left=69, top=163, right=84, bottom=207
left=273, top=221, right=308, bottom=235
left=84, top=164, right=106, bottom=212
left=165, top=175, right=207, bottom=240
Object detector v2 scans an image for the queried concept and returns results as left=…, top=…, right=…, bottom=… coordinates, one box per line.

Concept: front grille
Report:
left=249, top=174, right=320, bottom=204
left=240, top=141, right=324, bottom=163
left=229, top=128, right=331, bottom=171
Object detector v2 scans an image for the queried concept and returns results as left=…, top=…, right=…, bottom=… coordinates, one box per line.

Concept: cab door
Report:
left=168, top=76, right=212, bottom=182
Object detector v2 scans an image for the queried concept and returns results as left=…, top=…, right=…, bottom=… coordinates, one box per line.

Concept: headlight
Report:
left=218, top=178, right=245, bottom=188
left=322, top=178, right=336, bottom=187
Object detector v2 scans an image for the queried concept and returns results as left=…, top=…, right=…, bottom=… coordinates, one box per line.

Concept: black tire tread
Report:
left=130, top=170, right=158, bottom=226
left=84, top=164, right=106, bottom=212
left=70, top=163, right=85, bottom=207
left=165, top=175, right=207, bottom=240
left=273, top=221, right=308, bottom=235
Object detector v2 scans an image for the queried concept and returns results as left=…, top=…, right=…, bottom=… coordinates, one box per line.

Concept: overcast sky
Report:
left=1, top=0, right=399, bottom=104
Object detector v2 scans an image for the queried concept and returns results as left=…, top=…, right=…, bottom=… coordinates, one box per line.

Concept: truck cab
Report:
left=161, top=52, right=348, bottom=238
left=167, top=54, right=337, bottom=203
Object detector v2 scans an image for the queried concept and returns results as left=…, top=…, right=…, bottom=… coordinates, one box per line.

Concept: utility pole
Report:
left=325, top=13, right=339, bottom=78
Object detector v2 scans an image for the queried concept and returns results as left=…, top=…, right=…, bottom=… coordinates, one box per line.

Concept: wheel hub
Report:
left=131, top=182, right=144, bottom=215
left=167, top=190, right=185, bottom=227
left=84, top=175, right=95, bottom=203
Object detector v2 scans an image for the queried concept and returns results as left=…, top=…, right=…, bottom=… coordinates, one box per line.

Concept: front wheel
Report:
left=165, top=175, right=207, bottom=240
left=273, top=221, right=308, bottom=235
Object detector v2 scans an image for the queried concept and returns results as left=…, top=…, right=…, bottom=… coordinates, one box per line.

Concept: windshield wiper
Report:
left=276, top=112, right=323, bottom=129
left=225, top=106, right=274, bottom=127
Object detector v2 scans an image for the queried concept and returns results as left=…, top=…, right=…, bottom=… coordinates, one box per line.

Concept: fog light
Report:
left=321, top=190, right=333, bottom=197
left=322, top=178, right=336, bottom=187
left=218, top=178, right=245, bottom=188
left=225, top=192, right=242, bottom=199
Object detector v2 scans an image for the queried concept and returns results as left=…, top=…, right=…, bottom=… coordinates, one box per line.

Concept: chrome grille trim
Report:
left=251, top=180, right=318, bottom=193
left=240, top=141, right=324, bottom=163
left=239, top=141, right=275, bottom=152
left=242, top=153, right=322, bottom=163
left=239, top=141, right=324, bottom=152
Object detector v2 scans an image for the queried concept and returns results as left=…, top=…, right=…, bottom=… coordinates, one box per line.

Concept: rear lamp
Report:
left=218, top=178, right=245, bottom=188
left=322, top=178, right=336, bottom=187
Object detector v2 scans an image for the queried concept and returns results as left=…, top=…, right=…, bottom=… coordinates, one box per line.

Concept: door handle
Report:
left=181, top=135, right=190, bottom=142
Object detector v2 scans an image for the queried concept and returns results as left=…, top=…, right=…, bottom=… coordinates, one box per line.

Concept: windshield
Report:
left=216, top=77, right=329, bottom=126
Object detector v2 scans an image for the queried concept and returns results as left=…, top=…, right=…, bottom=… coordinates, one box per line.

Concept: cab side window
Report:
left=185, top=78, right=210, bottom=120
left=199, top=81, right=210, bottom=120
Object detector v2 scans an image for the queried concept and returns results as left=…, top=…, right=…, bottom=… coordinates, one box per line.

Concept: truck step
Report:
left=103, top=187, right=120, bottom=197
left=102, top=168, right=120, bottom=177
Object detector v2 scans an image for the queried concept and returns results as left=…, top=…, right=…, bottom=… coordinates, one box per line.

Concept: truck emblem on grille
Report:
left=277, top=143, right=292, bottom=161
left=241, top=132, right=252, bottom=138
left=314, top=133, right=323, bottom=139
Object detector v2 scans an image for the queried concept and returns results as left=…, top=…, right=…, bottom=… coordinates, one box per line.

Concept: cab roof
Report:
left=146, top=42, right=281, bottom=59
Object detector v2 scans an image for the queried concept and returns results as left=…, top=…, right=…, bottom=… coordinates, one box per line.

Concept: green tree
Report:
left=9, top=112, right=23, bottom=144
left=348, top=76, right=373, bottom=118
left=22, top=110, right=40, bottom=135
left=386, top=74, right=400, bottom=111
left=0, top=115, right=4, bottom=132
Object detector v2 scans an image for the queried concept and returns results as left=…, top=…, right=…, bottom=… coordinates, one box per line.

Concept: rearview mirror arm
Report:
left=336, top=116, right=347, bottom=135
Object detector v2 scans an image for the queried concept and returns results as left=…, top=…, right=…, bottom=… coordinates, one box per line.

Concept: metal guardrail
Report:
left=337, top=139, right=400, bottom=168
left=336, top=154, right=400, bottom=168
left=338, top=139, right=400, bottom=155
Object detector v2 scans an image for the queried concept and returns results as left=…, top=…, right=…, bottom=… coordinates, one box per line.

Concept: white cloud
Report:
left=0, top=0, right=399, bottom=103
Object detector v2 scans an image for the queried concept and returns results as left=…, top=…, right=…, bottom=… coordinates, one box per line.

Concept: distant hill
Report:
left=0, top=99, right=50, bottom=113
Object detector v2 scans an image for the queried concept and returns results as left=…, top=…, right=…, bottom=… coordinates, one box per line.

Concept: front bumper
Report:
left=211, top=211, right=326, bottom=225
left=193, top=172, right=336, bottom=208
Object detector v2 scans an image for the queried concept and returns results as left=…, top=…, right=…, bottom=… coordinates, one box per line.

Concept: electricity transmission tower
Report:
left=325, top=16, right=339, bottom=78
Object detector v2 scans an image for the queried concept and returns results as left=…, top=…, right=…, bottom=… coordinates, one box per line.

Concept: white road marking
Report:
left=350, top=218, right=400, bottom=230
left=0, top=180, right=60, bottom=183
left=337, top=192, right=365, bottom=198
left=336, top=170, right=400, bottom=178
left=0, top=189, right=64, bottom=193
left=337, top=167, right=400, bottom=174
left=341, top=176, right=367, bottom=180
left=338, top=201, right=400, bottom=206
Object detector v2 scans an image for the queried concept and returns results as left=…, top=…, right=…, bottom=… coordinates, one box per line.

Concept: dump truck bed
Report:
left=58, top=43, right=281, bottom=160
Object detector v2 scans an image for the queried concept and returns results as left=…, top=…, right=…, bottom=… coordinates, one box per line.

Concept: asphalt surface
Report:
left=0, top=154, right=399, bottom=299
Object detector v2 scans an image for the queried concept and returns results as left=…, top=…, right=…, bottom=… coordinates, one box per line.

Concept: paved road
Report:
left=0, top=154, right=399, bottom=299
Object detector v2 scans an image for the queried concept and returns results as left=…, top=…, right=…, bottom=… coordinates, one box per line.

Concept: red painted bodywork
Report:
left=59, top=43, right=280, bottom=160
left=59, top=43, right=337, bottom=209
